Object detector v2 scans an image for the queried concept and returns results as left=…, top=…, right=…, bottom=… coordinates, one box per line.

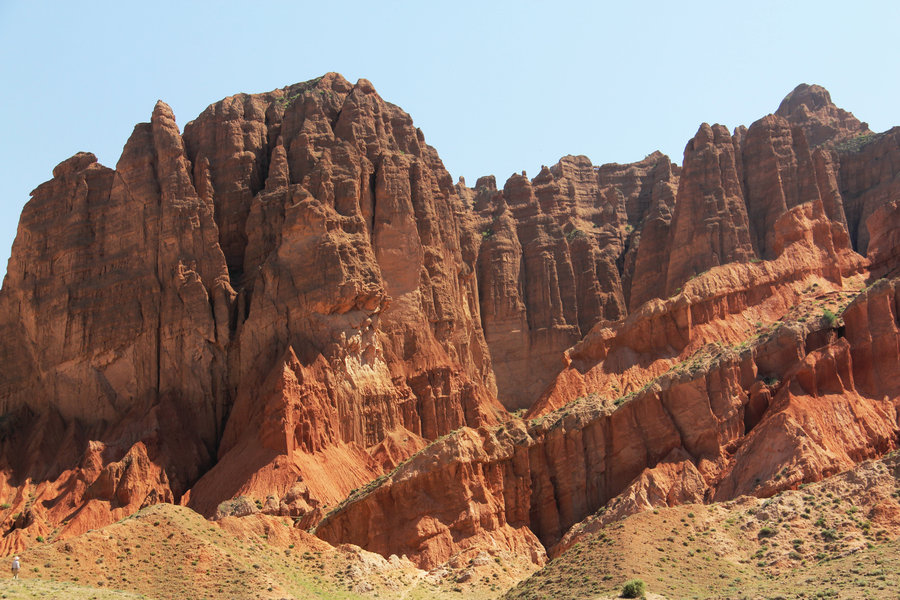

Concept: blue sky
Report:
left=1, top=1, right=898, bottom=278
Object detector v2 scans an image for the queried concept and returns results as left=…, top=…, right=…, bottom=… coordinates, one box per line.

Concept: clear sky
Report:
left=1, top=0, right=898, bottom=278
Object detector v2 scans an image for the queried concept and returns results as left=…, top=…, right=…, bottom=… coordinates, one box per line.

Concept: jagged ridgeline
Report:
left=0, top=75, right=899, bottom=593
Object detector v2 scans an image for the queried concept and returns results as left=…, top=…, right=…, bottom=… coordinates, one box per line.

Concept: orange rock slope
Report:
left=315, top=85, right=900, bottom=567
left=1, top=78, right=899, bottom=572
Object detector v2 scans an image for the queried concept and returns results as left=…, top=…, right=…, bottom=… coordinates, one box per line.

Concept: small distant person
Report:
left=10, top=555, right=19, bottom=579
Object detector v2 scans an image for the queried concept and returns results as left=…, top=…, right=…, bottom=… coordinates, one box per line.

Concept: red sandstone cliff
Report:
left=1, top=78, right=899, bottom=572
left=314, top=84, right=900, bottom=568
left=0, top=74, right=505, bottom=551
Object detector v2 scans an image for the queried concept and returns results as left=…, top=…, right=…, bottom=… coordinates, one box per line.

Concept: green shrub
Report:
left=822, top=308, right=838, bottom=326
left=622, top=578, right=646, bottom=598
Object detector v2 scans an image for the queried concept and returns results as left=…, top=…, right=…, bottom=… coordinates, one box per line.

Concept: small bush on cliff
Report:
left=822, top=308, right=838, bottom=326
left=834, top=133, right=876, bottom=153
left=621, top=578, right=646, bottom=598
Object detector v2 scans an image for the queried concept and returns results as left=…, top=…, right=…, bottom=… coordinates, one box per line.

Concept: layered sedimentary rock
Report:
left=0, top=74, right=504, bottom=547
left=0, top=102, right=234, bottom=504
left=180, top=74, right=505, bottom=515
left=319, top=201, right=899, bottom=567
left=2, top=77, right=900, bottom=573
left=464, top=153, right=680, bottom=409
left=837, top=127, right=900, bottom=255
left=461, top=84, right=885, bottom=412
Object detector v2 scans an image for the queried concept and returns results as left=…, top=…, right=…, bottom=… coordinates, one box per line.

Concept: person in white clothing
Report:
left=10, top=556, right=19, bottom=579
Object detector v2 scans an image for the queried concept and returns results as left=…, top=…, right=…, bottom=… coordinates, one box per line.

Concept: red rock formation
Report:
left=837, top=128, right=900, bottom=254
left=0, top=74, right=504, bottom=549
left=742, top=115, right=823, bottom=258
left=0, top=101, right=234, bottom=530
left=1, top=77, right=899, bottom=573
left=867, top=197, right=900, bottom=277
left=182, top=75, right=504, bottom=516
left=315, top=423, right=547, bottom=569
left=775, top=83, right=871, bottom=147
left=467, top=153, right=679, bottom=409
left=317, top=201, right=896, bottom=567
left=663, top=123, right=756, bottom=294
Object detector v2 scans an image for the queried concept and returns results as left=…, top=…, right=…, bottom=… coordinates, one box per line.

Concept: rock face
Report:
left=662, top=123, right=755, bottom=294
left=311, top=86, right=900, bottom=568
left=0, top=74, right=504, bottom=549
left=1, top=77, right=900, bottom=573
left=463, top=153, right=680, bottom=409
left=317, top=198, right=898, bottom=566
left=0, top=101, right=233, bottom=512
left=775, top=83, right=871, bottom=147
left=457, top=84, right=886, bottom=411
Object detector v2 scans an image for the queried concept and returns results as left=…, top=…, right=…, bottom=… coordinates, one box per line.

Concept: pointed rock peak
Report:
left=475, top=175, right=497, bottom=191
left=316, top=72, right=353, bottom=93
left=644, top=150, right=667, bottom=162
left=687, top=123, right=713, bottom=150
left=152, top=100, right=176, bottom=122
left=52, top=152, right=98, bottom=178
left=533, top=165, right=554, bottom=185
left=150, top=100, right=187, bottom=156
left=150, top=100, right=184, bottom=144
left=687, top=123, right=732, bottom=151
left=354, top=78, right=378, bottom=95
left=776, top=83, right=834, bottom=117
left=773, top=83, right=870, bottom=146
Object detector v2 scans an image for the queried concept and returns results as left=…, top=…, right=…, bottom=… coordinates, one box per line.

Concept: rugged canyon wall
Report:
left=456, top=84, right=885, bottom=412
left=461, top=154, right=680, bottom=409
left=1, top=78, right=899, bottom=570
left=0, top=74, right=505, bottom=551
left=315, top=85, right=900, bottom=567
left=318, top=202, right=900, bottom=567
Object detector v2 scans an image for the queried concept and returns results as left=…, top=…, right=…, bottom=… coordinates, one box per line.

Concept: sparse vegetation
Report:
left=564, top=228, right=584, bottom=241
left=833, top=133, right=877, bottom=153
left=621, top=578, right=646, bottom=598
left=507, top=453, right=900, bottom=600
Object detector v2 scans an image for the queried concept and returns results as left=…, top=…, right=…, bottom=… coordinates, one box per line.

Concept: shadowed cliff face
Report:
left=1, top=77, right=899, bottom=570
left=0, top=73, right=505, bottom=546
